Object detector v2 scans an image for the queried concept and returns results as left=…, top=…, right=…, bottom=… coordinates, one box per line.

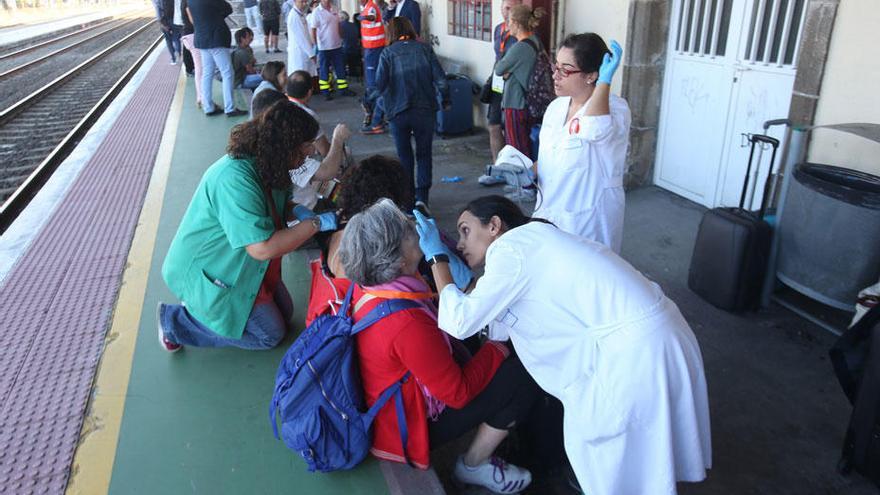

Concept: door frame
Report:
left=620, top=0, right=839, bottom=195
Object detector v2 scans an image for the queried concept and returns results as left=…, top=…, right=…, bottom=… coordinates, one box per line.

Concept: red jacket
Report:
left=305, top=258, right=351, bottom=326
left=352, top=286, right=509, bottom=468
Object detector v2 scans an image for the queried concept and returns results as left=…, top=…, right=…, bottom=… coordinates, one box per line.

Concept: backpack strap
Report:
left=352, top=297, right=424, bottom=467
left=362, top=371, right=414, bottom=467
left=350, top=299, right=422, bottom=335
left=521, top=37, right=538, bottom=54
left=337, top=283, right=357, bottom=316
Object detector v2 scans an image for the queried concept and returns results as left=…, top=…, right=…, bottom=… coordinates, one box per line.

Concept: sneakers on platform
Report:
left=360, top=124, right=386, bottom=135
left=453, top=455, right=532, bottom=494
left=340, top=88, right=357, bottom=97
left=156, top=303, right=182, bottom=353
left=478, top=173, right=506, bottom=186
left=226, top=109, right=248, bottom=118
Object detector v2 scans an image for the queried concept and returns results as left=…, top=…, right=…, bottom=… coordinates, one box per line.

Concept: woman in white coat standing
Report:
left=286, top=0, right=317, bottom=76
left=413, top=196, right=712, bottom=495
left=533, top=33, right=631, bottom=254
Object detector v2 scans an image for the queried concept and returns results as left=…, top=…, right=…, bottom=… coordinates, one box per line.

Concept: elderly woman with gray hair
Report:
left=338, top=199, right=538, bottom=493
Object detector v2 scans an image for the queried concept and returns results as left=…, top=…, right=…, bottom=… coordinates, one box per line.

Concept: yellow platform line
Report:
left=66, top=67, right=186, bottom=495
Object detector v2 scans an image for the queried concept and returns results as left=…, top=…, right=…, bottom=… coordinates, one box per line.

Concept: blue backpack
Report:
left=269, top=285, right=419, bottom=472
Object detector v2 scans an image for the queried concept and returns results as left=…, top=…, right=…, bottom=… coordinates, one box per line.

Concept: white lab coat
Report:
left=534, top=95, right=631, bottom=253
left=286, top=6, right=317, bottom=76
left=437, top=222, right=712, bottom=495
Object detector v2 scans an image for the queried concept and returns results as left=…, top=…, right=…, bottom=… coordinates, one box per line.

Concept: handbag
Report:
left=479, top=75, right=494, bottom=104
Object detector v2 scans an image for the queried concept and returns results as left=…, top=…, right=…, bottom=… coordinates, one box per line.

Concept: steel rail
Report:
left=0, top=17, right=143, bottom=81
left=0, top=17, right=119, bottom=62
left=0, top=19, right=155, bottom=127
left=0, top=34, right=163, bottom=233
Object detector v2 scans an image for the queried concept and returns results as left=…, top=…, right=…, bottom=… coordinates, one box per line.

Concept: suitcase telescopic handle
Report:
left=740, top=134, right=780, bottom=215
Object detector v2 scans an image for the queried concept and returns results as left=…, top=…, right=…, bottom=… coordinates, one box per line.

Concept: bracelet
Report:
left=428, top=254, right=449, bottom=266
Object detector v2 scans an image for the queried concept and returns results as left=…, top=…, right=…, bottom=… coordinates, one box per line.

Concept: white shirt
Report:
left=437, top=222, right=711, bottom=495
left=173, top=0, right=183, bottom=26
left=287, top=99, right=324, bottom=209
left=534, top=94, right=631, bottom=253
left=394, top=0, right=406, bottom=17
left=307, top=4, right=342, bottom=51
left=287, top=6, right=317, bottom=75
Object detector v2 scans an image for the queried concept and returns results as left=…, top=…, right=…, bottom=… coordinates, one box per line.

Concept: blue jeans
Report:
left=363, top=47, right=382, bottom=89
left=318, top=47, right=347, bottom=93
left=241, top=73, right=263, bottom=90
left=159, top=282, right=292, bottom=350
left=200, top=47, right=235, bottom=114
left=162, top=25, right=182, bottom=62
left=363, top=47, right=384, bottom=125
left=389, top=108, right=434, bottom=204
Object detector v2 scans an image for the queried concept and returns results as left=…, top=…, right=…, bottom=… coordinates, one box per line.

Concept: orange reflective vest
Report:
left=360, top=0, right=386, bottom=49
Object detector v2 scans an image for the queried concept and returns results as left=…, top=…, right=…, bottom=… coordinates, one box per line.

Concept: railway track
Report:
left=0, top=17, right=163, bottom=232
left=0, top=17, right=144, bottom=81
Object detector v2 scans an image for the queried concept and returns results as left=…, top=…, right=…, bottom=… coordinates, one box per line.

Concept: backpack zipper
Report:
left=307, top=360, right=349, bottom=421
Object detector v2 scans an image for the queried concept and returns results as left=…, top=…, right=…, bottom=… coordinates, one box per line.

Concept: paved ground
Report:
left=307, top=82, right=874, bottom=494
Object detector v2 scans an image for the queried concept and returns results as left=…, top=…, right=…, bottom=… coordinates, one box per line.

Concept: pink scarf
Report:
left=364, top=275, right=450, bottom=420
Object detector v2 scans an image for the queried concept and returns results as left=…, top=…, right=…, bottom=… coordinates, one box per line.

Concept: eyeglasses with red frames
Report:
left=551, top=64, right=583, bottom=78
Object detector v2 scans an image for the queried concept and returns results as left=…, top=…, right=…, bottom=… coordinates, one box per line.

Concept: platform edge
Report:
left=64, top=66, right=187, bottom=495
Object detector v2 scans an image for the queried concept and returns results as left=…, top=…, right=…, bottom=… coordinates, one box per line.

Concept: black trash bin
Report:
left=776, top=163, right=880, bottom=310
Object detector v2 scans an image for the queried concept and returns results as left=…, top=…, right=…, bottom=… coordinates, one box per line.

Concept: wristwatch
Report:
left=428, top=254, right=449, bottom=266
left=309, top=217, right=322, bottom=231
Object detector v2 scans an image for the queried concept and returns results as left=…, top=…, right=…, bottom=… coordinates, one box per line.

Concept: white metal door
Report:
left=654, top=0, right=807, bottom=208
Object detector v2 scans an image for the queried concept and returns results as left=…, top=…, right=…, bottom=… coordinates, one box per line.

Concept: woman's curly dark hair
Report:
left=226, top=100, right=319, bottom=189
left=336, top=155, right=413, bottom=221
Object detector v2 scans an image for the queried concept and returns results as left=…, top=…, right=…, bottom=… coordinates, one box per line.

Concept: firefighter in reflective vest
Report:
left=358, top=0, right=387, bottom=132
left=307, top=0, right=355, bottom=100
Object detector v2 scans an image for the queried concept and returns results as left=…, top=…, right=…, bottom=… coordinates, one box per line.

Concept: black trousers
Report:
left=428, top=355, right=540, bottom=448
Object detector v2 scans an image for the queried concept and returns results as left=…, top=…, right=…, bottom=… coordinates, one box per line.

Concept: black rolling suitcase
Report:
left=688, top=134, right=779, bottom=311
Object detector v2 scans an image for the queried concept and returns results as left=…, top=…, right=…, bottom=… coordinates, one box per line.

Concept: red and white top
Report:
left=360, top=0, right=386, bottom=49
left=352, top=285, right=508, bottom=468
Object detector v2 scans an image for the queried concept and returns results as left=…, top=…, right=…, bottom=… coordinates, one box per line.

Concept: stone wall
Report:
left=620, top=0, right=668, bottom=188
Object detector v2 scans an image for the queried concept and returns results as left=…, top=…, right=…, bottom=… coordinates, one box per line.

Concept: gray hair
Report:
left=339, top=10, right=350, bottom=22
left=338, top=198, right=418, bottom=286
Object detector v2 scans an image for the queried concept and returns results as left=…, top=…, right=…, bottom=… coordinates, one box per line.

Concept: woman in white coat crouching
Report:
left=413, top=195, right=712, bottom=495
left=533, top=33, right=631, bottom=254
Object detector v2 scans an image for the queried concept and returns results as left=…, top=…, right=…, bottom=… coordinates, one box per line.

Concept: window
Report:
left=448, top=0, right=492, bottom=41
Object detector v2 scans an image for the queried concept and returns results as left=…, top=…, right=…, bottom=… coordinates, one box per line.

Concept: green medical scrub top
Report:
left=162, top=155, right=288, bottom=339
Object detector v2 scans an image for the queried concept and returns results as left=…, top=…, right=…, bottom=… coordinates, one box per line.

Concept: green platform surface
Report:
left=108, top=80, right=389, bottom=494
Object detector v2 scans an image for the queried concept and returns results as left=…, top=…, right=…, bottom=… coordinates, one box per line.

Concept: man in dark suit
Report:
left=187, top=0, right=247, bottom=117
left=385, top=0, right=421, bottom=36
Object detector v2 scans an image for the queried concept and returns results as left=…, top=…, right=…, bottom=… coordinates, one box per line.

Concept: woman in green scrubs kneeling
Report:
left=158, top=101, right=336, bottom=351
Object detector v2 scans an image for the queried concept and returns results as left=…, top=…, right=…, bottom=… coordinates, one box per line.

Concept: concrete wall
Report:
left=807, top=0, right=880, bottom=175
left=560, top=0, right=629, bottom=91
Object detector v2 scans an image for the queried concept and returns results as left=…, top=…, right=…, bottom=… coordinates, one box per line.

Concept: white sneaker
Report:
left=478, top=173, right=507, bottom=186
left=453, top=455, right=532, bottom=494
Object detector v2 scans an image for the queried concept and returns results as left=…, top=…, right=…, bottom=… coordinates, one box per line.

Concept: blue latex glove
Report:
left=315, top=211, right=337, bottom=232
left=293, top=204, right=316, bottom=222
left=412, top=210, right=445, bottom=260
left=413, top=210, right=473, bottom=290
left=597, top=40, right=623, bottom=85
left=445, top=250, right=473, bottom=290
left=293, top=205, right=337, bottom=232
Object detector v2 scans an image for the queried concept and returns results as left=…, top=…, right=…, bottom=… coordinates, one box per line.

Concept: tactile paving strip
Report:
left=0, top=51, right=179, bottom=494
